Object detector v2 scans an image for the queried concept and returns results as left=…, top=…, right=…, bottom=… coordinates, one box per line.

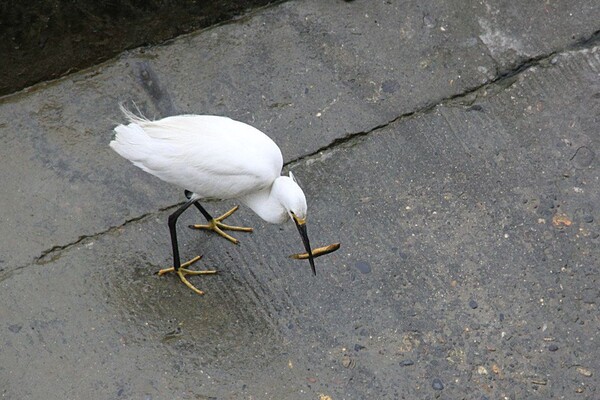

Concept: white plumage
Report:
left=110, top=107, right=308, bottom=224
left=110, top=106, right=316, bottom=294
left=112, top=112, right=278, bottom=197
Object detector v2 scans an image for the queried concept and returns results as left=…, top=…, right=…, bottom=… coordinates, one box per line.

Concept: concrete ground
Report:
left=1, top=0, right=599, bottom=399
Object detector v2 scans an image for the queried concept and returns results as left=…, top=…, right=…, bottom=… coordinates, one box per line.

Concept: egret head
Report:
left=273, top=172, right=315, bottom=275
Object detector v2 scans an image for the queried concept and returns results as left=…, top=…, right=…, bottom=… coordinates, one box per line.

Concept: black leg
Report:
left=193, top=202, right=213, bottom=221
left=184, top=190, right=213, bottom=222
left=184, top=190, right=252, bottom=244
left=168, top=198, right=196, bottom=271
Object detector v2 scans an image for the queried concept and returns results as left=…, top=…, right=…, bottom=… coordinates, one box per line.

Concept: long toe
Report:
left=156, top=256, right=217, bottom=295
left=157, top=255, right=202, bottom=276
left=215, top=205, right=240, bottom=221
left=217, top=223, right=253, bottom=232
left=175, top=270, right=208, bottom=295
left=212, top=225, right=241, bottom=244
left=189, top=206, right=253, bottom=243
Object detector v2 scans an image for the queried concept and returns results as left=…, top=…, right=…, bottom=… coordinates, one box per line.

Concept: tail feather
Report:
left=110, top=104, right=154, bottom=163
left=119, top=103, right=151, bottom=125
left=110, top=123, right=153, bottom=166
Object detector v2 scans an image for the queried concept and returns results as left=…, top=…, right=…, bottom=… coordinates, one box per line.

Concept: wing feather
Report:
left=110, top=114, right=283, bottom=199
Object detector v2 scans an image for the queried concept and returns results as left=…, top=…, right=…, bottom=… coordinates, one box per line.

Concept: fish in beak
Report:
left=293, top=215, right=316, bottom=275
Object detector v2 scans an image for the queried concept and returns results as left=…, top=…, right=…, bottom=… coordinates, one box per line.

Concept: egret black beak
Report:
left=293, top=216, right=316, bottom=275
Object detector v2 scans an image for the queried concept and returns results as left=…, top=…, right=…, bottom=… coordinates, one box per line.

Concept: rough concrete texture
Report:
left=0, top=0, right=280, bottom=96
left=1, top=0, right=599, bottom=399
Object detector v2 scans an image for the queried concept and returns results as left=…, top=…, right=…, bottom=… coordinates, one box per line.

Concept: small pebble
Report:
left=492, top=364, right=501, bottom=375
left=423, top=15, right=435, bottom=28
left=355, top=261, right=372, bottom=274
left=548, top=344, right=559, bottom=352
left=469, top=299, right=478, bottom=309
left=432, top=378, right=444, bottom=390
left=400, top=359, right=414, bottom=366
left=576, top=367, right=593, bottom=377
left=341, top=355, right=355, bottom=368
left=354, top=344, right=365, bottom=352
left=583, top=214, right=594, bottom=223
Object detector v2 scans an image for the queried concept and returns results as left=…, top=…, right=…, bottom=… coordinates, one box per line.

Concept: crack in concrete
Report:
left=288, top=29, right=600, bottom=168
left=0, top=203, right=183, bottom=283
left=35, top=203, right=185, bottom=265
left=7, top=30, right=599, bottom=278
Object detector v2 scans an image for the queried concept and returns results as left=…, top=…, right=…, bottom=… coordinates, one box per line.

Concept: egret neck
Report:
left=239, top=182, right=289, bottom=224
left=240, top=176, right=316, bottom=275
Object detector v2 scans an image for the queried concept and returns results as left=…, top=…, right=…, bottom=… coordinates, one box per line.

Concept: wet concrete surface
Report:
left=1, top=0, right=599, bottom=399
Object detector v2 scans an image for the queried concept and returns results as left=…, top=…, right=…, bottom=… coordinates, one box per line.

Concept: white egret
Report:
left=110, top=106, right=315, bottom=295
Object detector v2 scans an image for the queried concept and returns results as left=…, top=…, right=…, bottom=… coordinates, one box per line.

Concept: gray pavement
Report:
left=1, top=0, right=599, bottom=399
